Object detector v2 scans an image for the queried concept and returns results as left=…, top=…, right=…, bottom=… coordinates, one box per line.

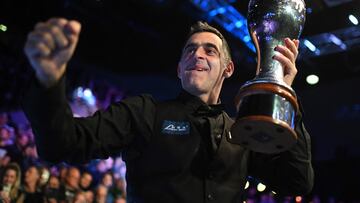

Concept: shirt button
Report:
left=216, top=134, right=221, bottom=139
left=207, top=194, right=214, bottom=201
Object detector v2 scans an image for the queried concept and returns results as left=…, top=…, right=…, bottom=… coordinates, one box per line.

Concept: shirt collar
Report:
left=177, top=89, right=225, bottom=116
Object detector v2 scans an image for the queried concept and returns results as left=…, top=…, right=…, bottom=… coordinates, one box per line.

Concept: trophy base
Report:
left=231, top=83, right=299, bottom=154
left=231, top=116, right=297, bottom=153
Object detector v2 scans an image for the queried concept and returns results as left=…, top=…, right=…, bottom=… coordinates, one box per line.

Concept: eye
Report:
left=206, top=47, right=218, bottom=56
left=184, top=46, right=196, bottom=54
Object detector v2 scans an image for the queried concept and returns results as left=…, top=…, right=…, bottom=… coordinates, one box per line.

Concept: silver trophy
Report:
left=231, top=0, right=306, bottom=153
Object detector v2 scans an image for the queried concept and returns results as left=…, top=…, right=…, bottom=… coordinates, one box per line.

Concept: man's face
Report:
left=80, top=173, right=92, bottom=188
left=66, top=168, right=80, bottom=189
left=25, top=166, right=40, bottom=184
left=178, top=32, right=227, bottom=96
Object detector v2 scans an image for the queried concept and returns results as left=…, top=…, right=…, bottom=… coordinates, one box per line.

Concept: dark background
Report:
left=1, top=0, right=359, bottom=200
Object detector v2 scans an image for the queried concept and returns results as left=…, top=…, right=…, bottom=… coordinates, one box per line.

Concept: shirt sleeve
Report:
left=21, top=75, right=155, bottom=164
left=247, top=100, right=314, bottom=196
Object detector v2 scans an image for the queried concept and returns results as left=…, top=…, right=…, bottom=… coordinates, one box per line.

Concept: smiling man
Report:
left=178, top=30, right=234, bottom=105
left=22, top=19, right=313, bottom=202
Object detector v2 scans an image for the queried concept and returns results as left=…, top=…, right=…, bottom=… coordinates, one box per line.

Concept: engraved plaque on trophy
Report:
left=230, top=0, right=306, bottom=153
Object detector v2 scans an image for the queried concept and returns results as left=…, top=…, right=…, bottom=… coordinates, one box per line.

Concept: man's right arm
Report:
left=22, top=17, right=155, bottom=164
left=22, top=75, right=155, bottom=164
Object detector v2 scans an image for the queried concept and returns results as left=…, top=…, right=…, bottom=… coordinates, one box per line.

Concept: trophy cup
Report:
left=230, top=0, right=306, bottom=153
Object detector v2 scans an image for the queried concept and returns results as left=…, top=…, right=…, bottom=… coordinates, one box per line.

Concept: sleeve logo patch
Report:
left=161, top=120, right=190, bottom=135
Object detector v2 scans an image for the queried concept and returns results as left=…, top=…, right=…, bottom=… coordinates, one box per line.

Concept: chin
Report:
left=183, top=84, right=206, bottom=96
left=181, top=76, right=207, bottom=92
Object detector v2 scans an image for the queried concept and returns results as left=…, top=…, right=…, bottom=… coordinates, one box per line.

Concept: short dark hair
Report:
left=186, top=21, right=232, bottom=63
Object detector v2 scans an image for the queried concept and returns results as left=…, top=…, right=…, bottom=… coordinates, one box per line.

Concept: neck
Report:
left=199, top=81, right=223, bottom=105
left=198, top=92, right=220, bottom=105
left=25, top=182, right=37, bottom=193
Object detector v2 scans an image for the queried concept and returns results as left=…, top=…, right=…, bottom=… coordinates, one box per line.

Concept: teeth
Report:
left=187, top=68, right=208, bottom=71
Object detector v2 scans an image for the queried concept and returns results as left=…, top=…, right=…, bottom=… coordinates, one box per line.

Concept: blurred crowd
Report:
left=0, top=111, right=127, bottom=203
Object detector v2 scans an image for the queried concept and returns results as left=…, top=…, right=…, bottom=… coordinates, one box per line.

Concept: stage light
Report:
left=0, top=24, right=7, bottom=32
left=73, top=87, right=96, bottom=106
left=256, top=183, right=266, bottom=192
left=306, top=74, right=319, bottom=85
left=329, top=34, right=346, bottom=50
left=295, top=196, right=302, bottom=202
left=190, top=0, right=255, bottom=52
left=304, top=39, right=316, bottom=52
left=303, top=39, right=320, bottom=55
left=83, top=88, right=96, bottom=105
left=244, top=181, right=249, bottom=189
left=349, top=15, right=358, bottom=25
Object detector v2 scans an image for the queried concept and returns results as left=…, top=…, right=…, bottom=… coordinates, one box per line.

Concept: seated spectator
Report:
left=0, top=162, right=22, bottom=202
left=79, top=171, right=93, bottom=192
left=17, top=165, right=44, bottom=202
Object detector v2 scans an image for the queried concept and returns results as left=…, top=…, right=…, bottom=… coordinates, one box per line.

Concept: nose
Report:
left=193, top=46, right=206, bottom=59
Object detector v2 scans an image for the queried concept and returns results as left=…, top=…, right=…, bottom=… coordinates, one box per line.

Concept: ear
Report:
left=223, top=61, right=234, bottom=78
left=177, top=64, right=181, bottom=79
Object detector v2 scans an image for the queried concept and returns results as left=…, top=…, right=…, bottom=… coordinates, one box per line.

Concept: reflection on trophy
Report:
left=230, top=0, right=306, bottom=153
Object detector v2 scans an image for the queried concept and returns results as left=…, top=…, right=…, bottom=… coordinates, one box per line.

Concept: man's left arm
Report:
left=247, top=107, right=314, bottom=195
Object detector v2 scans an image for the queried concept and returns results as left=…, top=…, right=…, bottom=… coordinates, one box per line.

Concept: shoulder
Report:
left=223, top=112, right=235, bottom=124
left=111, top=94, right=157, bottom=111
left=120, top=94, right=156, bottom=104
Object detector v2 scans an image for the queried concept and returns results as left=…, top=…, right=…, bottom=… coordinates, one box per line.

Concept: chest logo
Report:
left=161, top=120, right=190, bottom=135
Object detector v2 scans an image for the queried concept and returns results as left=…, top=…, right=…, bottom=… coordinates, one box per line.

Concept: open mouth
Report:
left=191, top=68, right=209, bottom=72
left=187, top=66, right=210, bottom=72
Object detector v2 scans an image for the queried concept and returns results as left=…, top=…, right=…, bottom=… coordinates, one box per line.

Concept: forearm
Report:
left=22, top=75, right=82, bottom=162
left=248, top=111, right=314, bottom=195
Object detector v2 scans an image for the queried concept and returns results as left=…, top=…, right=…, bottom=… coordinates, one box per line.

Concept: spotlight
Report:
left=306, top=74, right=319, bottom=85
left=349, top=14, right=358, bottom=25
left=244, top=181, right=249, bottom=189
left=256, top=183, right=266, bottom=192
left=0, top=24, right=7, bottom=32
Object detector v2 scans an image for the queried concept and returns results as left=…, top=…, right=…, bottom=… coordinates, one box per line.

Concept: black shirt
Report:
left=22, top=77, right=314, bottom=203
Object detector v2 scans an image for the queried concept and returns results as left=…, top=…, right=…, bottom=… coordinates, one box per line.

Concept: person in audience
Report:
left=0, top=162, right=22, bottom=202
left=17, top=165, right=44, bottom=202
left=79, top=170, right=93, bottom=192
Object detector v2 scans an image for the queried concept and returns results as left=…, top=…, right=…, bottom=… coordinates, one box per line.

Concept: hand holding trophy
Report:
left=231, top=0, right=306, bottom=153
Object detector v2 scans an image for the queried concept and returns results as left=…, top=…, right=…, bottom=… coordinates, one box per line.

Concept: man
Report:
left=22, top=18, right=313, bottom=202
left=63, top=166, right=81, bottom=202
left=79, top=171, right=93, bottom=192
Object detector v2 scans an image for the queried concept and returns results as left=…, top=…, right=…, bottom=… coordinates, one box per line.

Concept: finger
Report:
left=275, top=45, right=295, bottom=63
left=47, top=17, right=68, bottom=26
left=284, top=38, right=299, bottom=59
left=27, top=30, right=56, bottom=51
left=64, top=20, right=82, bottom=46
left=36, top=19, right=69, bottom=49
left=273, top=52, right=297, bottom=75
left=293, top=39, right=300, bottom=49
left=273, top=52, right=298, bottom=86
left=48, top=18, right=81, bottom=47
left=25, top=40, right=51, bottom=58
left=64, top=20, right=81, bottom=36
left=25, top=31, right=52, bottom=58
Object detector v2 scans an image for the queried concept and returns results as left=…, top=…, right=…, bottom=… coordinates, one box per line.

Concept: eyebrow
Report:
left=183, top=42, right=220, bottom=53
